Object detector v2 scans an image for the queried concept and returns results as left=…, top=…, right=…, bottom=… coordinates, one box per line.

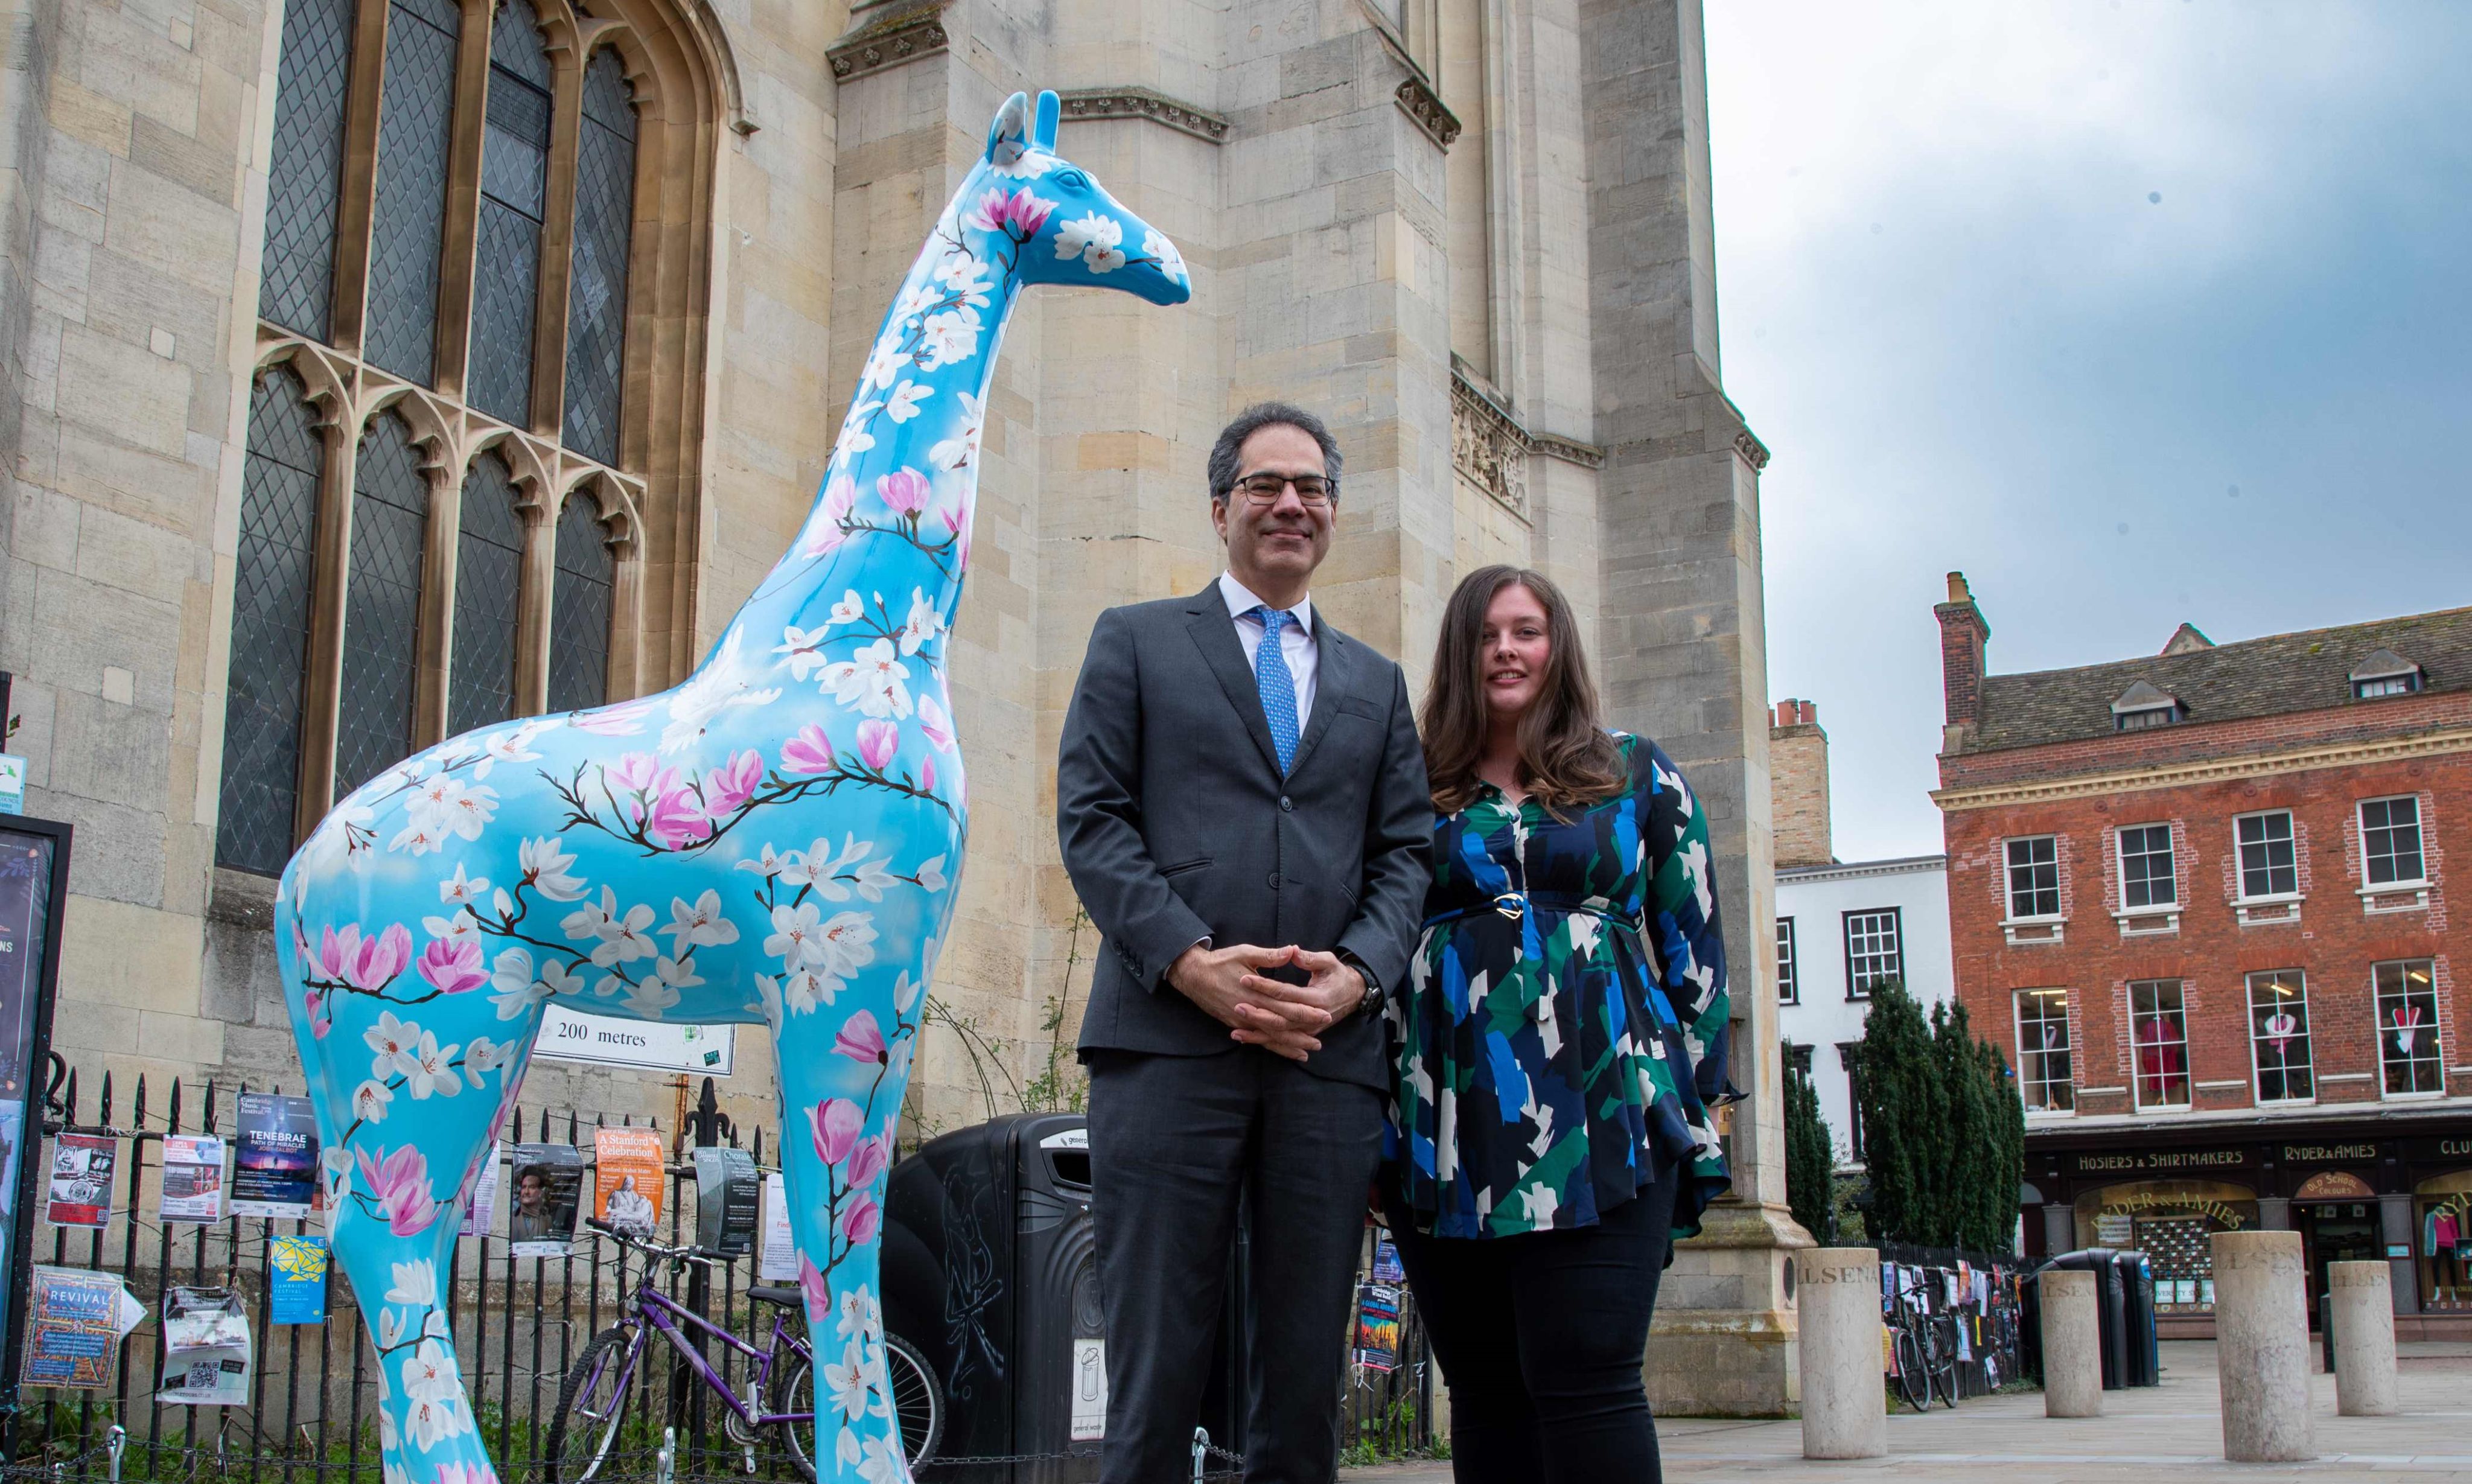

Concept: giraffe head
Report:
left=956, top=90, right=1193, bottom=307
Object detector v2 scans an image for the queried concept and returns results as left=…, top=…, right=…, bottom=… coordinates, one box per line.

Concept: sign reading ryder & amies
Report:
left=534, top=1006, right=734, bottom=1075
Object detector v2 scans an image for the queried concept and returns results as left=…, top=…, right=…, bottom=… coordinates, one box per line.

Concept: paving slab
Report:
left=1340, top=1340, right=2472, bottom=1482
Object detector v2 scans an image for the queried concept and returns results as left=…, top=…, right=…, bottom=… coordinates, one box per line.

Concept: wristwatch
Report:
left=1341, top=952, right=1382, bottom=1018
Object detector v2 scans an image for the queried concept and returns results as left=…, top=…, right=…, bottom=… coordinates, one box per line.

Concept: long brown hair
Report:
left=1420, top=566, right=1625, bottom=816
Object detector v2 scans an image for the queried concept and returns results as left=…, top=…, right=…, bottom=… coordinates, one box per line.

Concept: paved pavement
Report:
left=1340, top=1340, right=2472, bottom=1482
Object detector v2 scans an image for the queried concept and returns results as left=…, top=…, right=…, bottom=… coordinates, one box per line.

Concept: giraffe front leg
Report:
left=774, top=964, right=926, bottom=1483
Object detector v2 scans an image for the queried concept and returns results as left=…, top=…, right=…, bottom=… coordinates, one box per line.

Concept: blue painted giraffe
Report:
left=273, top=90, right=1190, bottom=1484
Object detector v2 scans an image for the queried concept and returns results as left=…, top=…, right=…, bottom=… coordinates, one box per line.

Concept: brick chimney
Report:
left=1935, top=571, right=1992, bottom=753
left=1768, top=698, right=1833, bottom=867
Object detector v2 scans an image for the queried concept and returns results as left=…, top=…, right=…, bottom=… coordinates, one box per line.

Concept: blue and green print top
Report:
left=1383, top=733, right=1736, bottom=1240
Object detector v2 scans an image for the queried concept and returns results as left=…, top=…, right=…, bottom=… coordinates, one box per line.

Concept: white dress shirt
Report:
left=1218, top=570, right=1317, bottom=726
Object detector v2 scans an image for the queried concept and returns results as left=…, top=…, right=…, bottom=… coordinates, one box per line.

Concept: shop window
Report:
left=2015, top=988, right=2072, bottom=1113
left=2006, top=835, right=2060, bottom=919
left=1842, top=908, right=1902, bottom=998
left=2075, top=1179, right=2257, bottom=1312
left=1775, top=917, right=1797, bottom=1004
left=2235, top=810, right=2298, bottom=900
left=2418, top=1171, right=2472, bottom=1311
left=2118, top=824, right=2176, bottom=909
left=2245, top=969, right=2313, bottom=1103
left=2360, top=796, right=2426, bottom=886
left=2129, top=979, right=2190, bottom=1110
left=2375, top=960, right=2443, bottom=1097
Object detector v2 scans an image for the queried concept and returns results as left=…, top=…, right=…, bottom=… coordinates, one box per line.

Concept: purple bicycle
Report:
left=543, top=1218, right=944, bottom=1482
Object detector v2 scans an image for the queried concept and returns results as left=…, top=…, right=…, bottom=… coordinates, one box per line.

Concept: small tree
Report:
left=1933, top=1001, right=1996, bottom=1249
left=1783, top=1052, right=1838, bottom=1244
left=1853, top=978, right=1943, bottom=1246
left=1980, top=1033, right=2027, bottom=1254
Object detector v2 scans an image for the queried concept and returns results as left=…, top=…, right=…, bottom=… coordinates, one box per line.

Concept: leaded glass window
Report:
left=468, top=1, right=553, bottom=426
left=215, top=369, right=326, bottom=873
left=549, top=493, right=614, bottom=713
left=365, top=0, right=460, bottom=384
left=448, top=451, right=526, bottom=735
left=260, top=0, right=357, bottom=339
left=564, top=48, right=638, bottom=464
left=335, top=411, right=431, bottom=795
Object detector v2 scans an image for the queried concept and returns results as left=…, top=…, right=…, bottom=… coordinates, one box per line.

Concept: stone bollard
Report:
left=2328, top=1260, right=2399, bottom=1416
left=1795, top=1247, right=1887, bottom=1459
left=2039, top=1269, right=2103, bottom=1418
left=2212, top=1230, right=2315, bottom=1462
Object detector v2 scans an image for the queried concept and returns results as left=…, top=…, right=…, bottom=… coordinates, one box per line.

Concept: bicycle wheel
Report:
left=1928, top=1319, right=1960, bottom=1406
left=776, top=1335, right=946, bottom=1476
left=546, top=1327, right=642, bottom=1484
left=1893, top=1325, right=1931, bottom=1412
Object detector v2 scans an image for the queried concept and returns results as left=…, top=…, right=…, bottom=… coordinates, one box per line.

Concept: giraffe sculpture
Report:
left=275, top=90, right=1190, bottom=1484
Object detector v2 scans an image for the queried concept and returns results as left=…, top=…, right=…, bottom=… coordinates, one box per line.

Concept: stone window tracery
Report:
left=215, top=0, right=721, bottom=876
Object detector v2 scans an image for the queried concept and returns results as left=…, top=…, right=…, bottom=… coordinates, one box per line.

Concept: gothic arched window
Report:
left=216, top=0, right=715, bottom=876
left=215, top=369, right=327, bottom=875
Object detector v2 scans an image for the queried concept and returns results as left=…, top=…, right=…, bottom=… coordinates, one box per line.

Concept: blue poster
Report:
left=267, top=1235, right=328, bottom=1325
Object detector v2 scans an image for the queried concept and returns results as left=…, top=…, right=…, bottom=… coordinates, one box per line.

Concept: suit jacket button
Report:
left=1279, top=795, right=1293, bottom=811
left=1267, top=872, right=1281, bottom=890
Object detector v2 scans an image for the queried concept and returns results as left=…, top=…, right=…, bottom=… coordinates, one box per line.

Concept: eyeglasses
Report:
left=1231, top=473, right=1336, bottom=507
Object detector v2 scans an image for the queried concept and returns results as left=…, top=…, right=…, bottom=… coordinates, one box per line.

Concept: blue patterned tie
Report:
left=1249, top=606, right=1301, bottom=774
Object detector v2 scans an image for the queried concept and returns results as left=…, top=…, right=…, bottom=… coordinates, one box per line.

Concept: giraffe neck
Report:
left=722, top=180, right=1020, bottom=660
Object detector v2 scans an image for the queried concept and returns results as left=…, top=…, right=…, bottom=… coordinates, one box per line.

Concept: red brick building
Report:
left=1931, top=573, right=2472, bottom=1338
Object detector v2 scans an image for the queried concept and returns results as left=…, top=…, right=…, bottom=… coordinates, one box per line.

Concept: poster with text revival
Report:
left=23, top=1267, right=141, bottom=1390
left=231, top=1094, right=319, bottom=1218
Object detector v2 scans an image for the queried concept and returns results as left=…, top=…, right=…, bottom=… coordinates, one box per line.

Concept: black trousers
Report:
left=1087, top=1048, right=1382, bottom=1484
left=1382, top=1168, right=1681, bottom=1484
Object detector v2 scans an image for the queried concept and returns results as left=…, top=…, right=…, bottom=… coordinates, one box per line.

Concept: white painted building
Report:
left=1776, top=855, right=1954, bottom=1168
left=1768, top=698, right=1954, bottom=1169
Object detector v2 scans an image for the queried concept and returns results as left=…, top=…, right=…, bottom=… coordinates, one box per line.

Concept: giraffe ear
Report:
left=1033, top=90, right=1060, bottom=151
left=986, top=92, right=1031, bottom=166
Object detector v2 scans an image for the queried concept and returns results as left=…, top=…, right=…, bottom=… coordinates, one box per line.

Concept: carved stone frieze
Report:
left=1451, top=370, right=1531, bottom=519
left=828, top=2, right=952, bottom=83
left=1732, top=427, right=1772, bottom=471
left=1532, top=433, right=1605, bottom=469
left=1394, top=75, right=1462, bottom=150
left=1059, top=87, right=1230, bottom=143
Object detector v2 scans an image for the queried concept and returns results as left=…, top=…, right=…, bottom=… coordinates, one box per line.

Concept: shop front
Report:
left=2024, top=1119, right=2472, bottom=1340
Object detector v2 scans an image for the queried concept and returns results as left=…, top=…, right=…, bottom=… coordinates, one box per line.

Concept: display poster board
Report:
left=159, top=1135, right=227, bottom=1224
left=691, top=1146, right=759, bottom=1256
left=231, top=1094, right=319, bottom=1218
left=536, top=1008, right=734, bottom=1075
left=1352, top=1284, right=1401, bottom=1374
left=268, top=1237, right=329, bottom=1325
left=0, top=818, right=72, bottom=1416
left=157, top=1287, right=250, bottom=1406
left=757, top=1172, right=797, bottom=1281
left=459, top=1141, right=503, bottom=1238
left=44, top=1133, right=114, bottom=1228
left=591, top=1127, right=664, bottom=1238
left=507, top=1144, right=584, bottom=1256
left=22, top=1266, right=139, bottom=1390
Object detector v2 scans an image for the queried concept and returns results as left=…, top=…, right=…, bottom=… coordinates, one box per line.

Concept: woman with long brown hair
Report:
left=1380, top=565, right=1736, bottom=1483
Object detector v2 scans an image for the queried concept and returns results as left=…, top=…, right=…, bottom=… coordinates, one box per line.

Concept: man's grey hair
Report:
left=1207, top=402, right=1343, bottom=504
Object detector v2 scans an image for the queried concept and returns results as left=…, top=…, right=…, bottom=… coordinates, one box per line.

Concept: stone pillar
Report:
left=2211, top=1231, right=2314, bottom=1462
left=1794, top=1249, right=1885, bottom=1458
left=1583, top=0, right=1806, bottom=1418
left=2039, top=1269, right=2102, bottom=1418
left=2328, top=1260, right=2398, bottom=1417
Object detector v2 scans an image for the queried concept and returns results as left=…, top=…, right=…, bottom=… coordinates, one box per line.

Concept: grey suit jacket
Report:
left=1058, top=585, right=1433, bottom=1089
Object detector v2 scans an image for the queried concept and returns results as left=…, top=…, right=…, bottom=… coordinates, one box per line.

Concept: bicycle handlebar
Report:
left=584, top=1215, right=719, bottom=1265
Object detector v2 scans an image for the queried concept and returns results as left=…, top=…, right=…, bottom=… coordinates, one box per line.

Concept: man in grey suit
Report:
left=1059, top=403, right=1431, bottom=1483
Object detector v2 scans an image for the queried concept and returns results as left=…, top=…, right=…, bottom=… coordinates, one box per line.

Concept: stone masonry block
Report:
left=41, top=794, right=169, bottom=906
left=57, top=322, right=193, bottom=457
left=57, top=893, right=202, bottom=1011
left=46, top=687, right=173, bottom=804
left=139, top=1009, right=226, bottom=1066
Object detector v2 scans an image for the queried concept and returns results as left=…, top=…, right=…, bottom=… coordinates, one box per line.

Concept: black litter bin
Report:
left=2114, top=1250, right=2159, bottom=1387
left=882, top=1114, right=1107, bottom=1483
left=2041, top=1250, right=2130, bottom=1390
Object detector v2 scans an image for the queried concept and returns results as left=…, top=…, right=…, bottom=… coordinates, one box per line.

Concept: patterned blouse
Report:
left=1384, top=733, right=1736, bottom=1240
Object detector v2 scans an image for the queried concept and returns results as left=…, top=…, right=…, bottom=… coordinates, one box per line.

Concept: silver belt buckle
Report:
left=1492, top=891, right=1526, bottom=920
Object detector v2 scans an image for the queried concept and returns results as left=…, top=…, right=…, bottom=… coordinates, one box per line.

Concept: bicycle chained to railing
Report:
left=1886, top=1267, right=1960, bottom=1413
left=542, top=1218, right=944, bottom=1483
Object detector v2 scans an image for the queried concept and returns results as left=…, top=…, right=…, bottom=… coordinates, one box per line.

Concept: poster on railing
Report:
left=158, top=1285, right=252, bottom=1405
left=1352, top=1283, right=1401, bottom=1374
left=44, top=1131, right=115, bottom=1227
left=231, top=1092, right=319, bottom=1218
left=591, top=1127, right=664, bottom=1238
left=758, top=1171, right=796, bottom=1281
left=269, top=1235, right=328, bottom=1325
left=691, top=1145, right=759, bottom=1256
left=159, top=1133, right=227, bottom=1223
left=459, top=1139, right=503, bottom=1237
left=508, top=1144, right=584, bottom=1256
left=22, top=1266, right=141, bottom=1390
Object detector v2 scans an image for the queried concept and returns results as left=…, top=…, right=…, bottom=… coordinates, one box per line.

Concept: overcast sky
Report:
left=1703, top=1, right=2472, bottom=861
